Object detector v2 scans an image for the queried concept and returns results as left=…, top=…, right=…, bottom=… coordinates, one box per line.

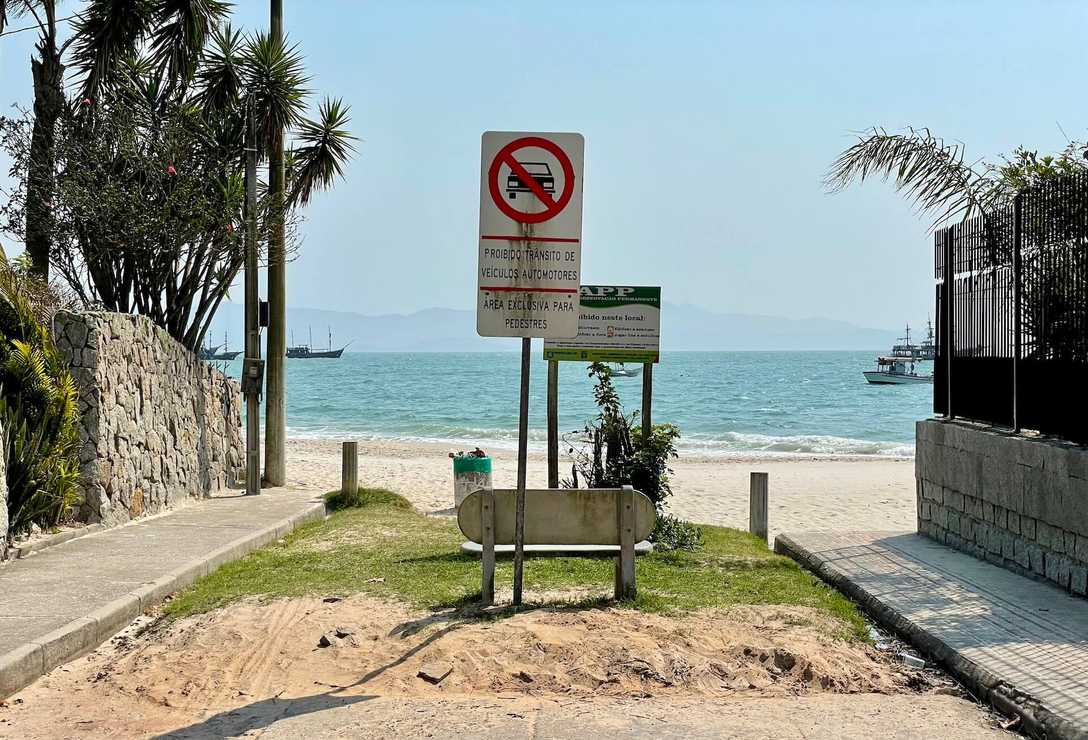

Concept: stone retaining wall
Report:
left=54, top=311, right=242, bottom=526
left=916, top=419, right=1088, bottom=596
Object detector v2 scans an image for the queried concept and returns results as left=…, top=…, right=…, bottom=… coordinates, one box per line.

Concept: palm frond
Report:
left=194, top=22, right=244, bottom=115
left=148, top=0, right=230, bottom=86
left=287, top=97, right=356, bottom=208
left=5, top=339, right=49, bottom=398
left=825, top=127, right=999, bottom=226
left=0, top=0, right=35, bottom=34
left=71, top=0, right=156, bottom=99
left=240, top=30, right=310, bottom=148
left=103, top=53, right=165, bottom=113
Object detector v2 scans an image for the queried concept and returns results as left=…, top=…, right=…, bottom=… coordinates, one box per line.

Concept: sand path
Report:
left=0, top=596, right=1008, bottom=739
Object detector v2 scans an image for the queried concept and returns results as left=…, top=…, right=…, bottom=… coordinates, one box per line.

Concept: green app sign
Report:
left=543, top=286, right=661, bottom=363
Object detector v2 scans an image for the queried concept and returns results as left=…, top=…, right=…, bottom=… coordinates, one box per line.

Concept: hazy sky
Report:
left=2, top=1, right=1086, bottom=330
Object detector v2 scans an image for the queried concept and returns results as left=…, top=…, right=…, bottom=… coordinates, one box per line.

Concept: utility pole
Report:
left=263, top=0, right=287, bottom=486
left=244, top=98, right=261, bottom=495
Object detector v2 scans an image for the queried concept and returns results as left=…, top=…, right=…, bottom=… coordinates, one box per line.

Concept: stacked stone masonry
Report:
left=916, top=419, right=1088, bottom=596
left=54, top=311, right=243, bottom=526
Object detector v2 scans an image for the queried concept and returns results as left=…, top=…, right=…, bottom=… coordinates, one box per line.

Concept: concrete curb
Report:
left=775, top=533, right=1086, bottom=740
left=0, top=499, right=325, bottom=700
left=2, top=524, right=107, bottom=563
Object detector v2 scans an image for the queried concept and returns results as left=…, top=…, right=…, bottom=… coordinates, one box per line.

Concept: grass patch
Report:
left=324, top=486, right=412, bottom=511
left=165, top=493, right=867, bottom=640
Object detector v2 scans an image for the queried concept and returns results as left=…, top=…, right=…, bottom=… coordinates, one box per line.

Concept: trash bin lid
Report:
left=453, top=456, right=491, bottom=474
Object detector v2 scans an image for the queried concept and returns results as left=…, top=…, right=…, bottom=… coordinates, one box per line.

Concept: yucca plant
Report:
left=0, top=250, right=81, bottom=537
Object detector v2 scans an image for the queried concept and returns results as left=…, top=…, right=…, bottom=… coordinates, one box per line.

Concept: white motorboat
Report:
left=863, top=356, right=933, bottom=385
left=610, top=363, right=642, bottom=378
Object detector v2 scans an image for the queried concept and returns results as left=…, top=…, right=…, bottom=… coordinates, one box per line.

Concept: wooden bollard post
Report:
left=749, top=472, right=768, bottom=543
left=480, top=489, right=496, bottom=606
left=547, top=360, right=559, bottom=489
left=614, top=485, right=637, bottom=600
left=341, top=441, right=358, bottom=495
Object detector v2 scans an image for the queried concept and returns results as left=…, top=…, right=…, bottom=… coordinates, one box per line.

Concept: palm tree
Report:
left=825, top=126, right=1086, bottom=227
left=0, top=0, right=229, bottom=279
left=1, top=7, right=355, bottom=356
left=1, top=0, right=68, bottom=279
left=208, top=4, right=354, bottom=485
left=827, top=127, right=1088, bottom=362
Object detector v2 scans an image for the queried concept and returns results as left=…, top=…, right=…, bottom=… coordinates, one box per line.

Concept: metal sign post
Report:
left=477, top=131, right=585, bottom=605
left=514, top=336, right=531, bottom=600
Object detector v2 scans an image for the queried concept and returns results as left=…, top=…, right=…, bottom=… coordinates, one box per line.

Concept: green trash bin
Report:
left=453, top=456, right=492, bottom=508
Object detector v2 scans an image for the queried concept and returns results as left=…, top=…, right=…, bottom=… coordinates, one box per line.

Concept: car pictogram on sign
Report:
left=506, top=162, right=555, bottom=199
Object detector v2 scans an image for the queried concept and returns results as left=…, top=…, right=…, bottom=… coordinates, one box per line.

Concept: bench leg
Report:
left=481, top=489, right=496, bottom=606
left=615, top=485, right=636, bottom=600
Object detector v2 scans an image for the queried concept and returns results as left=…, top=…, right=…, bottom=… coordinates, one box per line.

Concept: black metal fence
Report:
left=934, top=173, right=1088, bottom=444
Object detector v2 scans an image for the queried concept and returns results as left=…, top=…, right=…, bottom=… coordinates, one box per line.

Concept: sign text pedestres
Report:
left=477, top=132, right=585, bottom=338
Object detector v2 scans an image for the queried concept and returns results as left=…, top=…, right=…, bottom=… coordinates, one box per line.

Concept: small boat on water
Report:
left=610, top=363, right=641, bottom=378
left=863, top=356, right=933, bottom=385
left=199, top=332, right=241, bottom=361
left=287, top=326, right=348, bottom=359
left=890, top=321, right=936, bottom=362
left=212, top=331, right=240, bottom=360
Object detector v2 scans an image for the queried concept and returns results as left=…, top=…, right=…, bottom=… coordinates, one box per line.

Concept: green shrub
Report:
left=565, top=362, right=702, bottom=550
left=0, top=252, right=82, bottom=537
left=651, top=513, right=704, bottom=552
left=324, top=486, right=413, bottom=512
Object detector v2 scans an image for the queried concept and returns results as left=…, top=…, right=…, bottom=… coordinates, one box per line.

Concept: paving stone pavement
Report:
left=777, top=531, right=1088, bottom=740
left=0, top=488, right=325, bottom=698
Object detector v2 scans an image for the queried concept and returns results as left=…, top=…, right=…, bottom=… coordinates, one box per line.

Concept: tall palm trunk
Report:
left=26, top=5, right=63, bottom=280
left=263, top=0, right=287, bottom=486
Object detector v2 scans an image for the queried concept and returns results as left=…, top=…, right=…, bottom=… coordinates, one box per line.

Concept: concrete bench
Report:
left=457, top=485, right=656, bottom=604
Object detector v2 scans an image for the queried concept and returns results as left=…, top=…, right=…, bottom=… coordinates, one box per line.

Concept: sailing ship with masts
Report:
left=199, top=331, right=241, bottom=361
left=287, top=326, right=348, bottom=359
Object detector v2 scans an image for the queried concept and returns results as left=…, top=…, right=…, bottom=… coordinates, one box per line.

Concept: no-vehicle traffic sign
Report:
left=477, top=131, right=584, bottom=338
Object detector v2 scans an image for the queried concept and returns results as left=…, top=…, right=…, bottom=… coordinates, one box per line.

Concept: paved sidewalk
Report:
left=0, top=489, right=325, bottom=698
left=777, top=531, right=1088, bottom=740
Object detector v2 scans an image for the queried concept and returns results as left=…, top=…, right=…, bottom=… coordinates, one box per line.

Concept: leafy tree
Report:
left=0, top=11, right=355, bottom=352
left=0, top=0, right=230, bottom=279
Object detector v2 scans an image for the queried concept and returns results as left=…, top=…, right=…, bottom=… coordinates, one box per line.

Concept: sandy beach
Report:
left=283, top=438, right=918, bottom=537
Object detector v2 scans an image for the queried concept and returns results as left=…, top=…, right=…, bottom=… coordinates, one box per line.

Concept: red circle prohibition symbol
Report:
left=488, top=136, right=576, bottom=224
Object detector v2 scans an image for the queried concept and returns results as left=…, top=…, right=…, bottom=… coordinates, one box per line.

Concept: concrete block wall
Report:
left=917, top=419, right=1088, bottom=596
left=54, top=312, right=243, bottom=527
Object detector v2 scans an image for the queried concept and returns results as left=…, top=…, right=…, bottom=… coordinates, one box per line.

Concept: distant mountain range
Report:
left=204, top=303, right=901, bottom=353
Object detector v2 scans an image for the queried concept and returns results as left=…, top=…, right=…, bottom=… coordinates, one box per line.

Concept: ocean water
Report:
left=221, top=351, right=931, bottom=458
